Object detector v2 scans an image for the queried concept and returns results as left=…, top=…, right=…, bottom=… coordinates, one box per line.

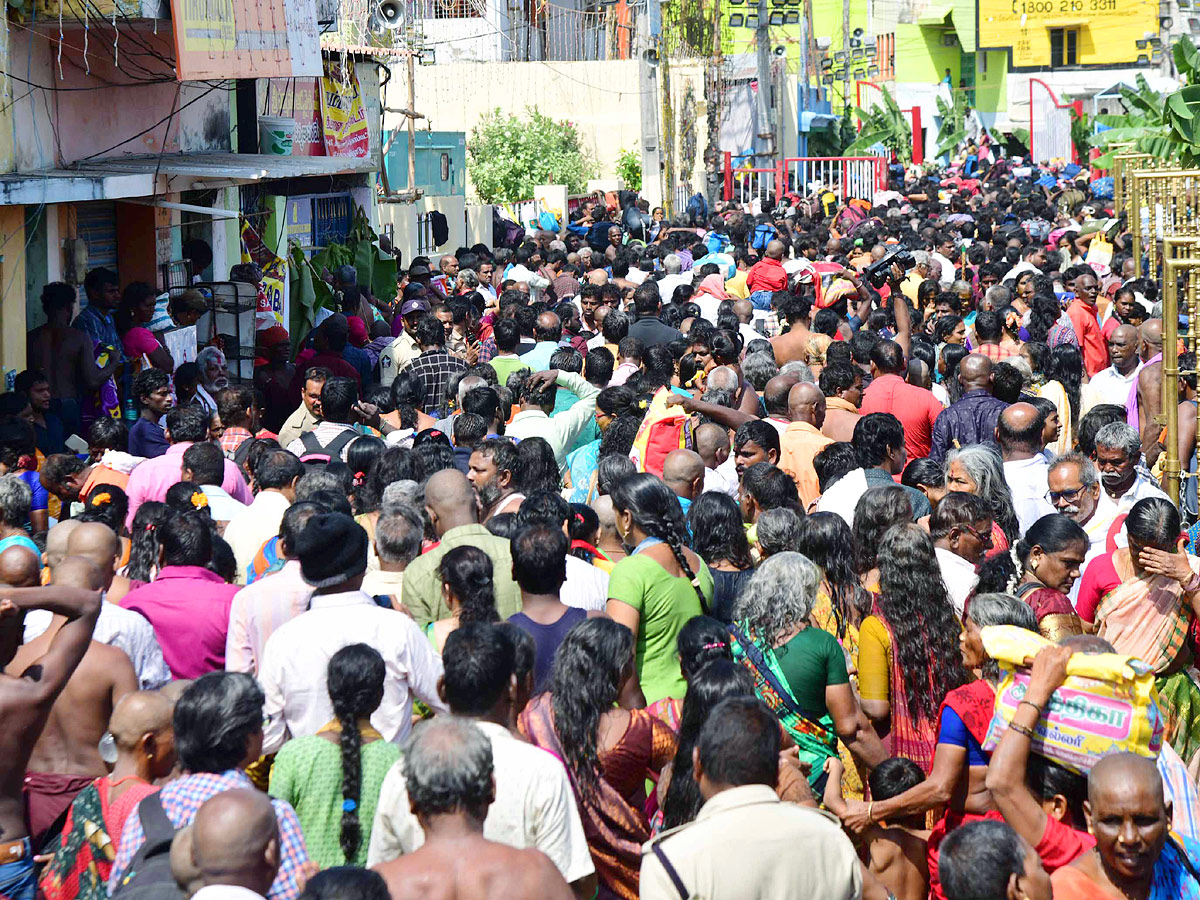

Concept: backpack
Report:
left=109, top=793, right=186, bottom=900
left=685, top=192, right=708, bottom=226
left=492, top=208, right=524, bottom=249
left=430, top=210, right=448, bottom=247
left=297, top=428, right=359, bottom=464
left=751, top=222, right=775, bottom=251
left=629, top=388, right=695, bottom=478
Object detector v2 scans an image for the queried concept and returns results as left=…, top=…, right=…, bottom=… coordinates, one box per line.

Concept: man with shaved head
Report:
left=0, top=547, right=100, bottom=895
left=778, top=382, right=833, bottom=507
left=1083, top=323, right=1142, bottom=412
left=402, top=468, right=522, bottom=625
left=997, top=401, right=1056, bottom=534
left=694, top=422, right=738, bottom=498
left=66, top=520, right=134, bottom=601
left=191, top=789, right=281, bottom=898
left=745, top=240, right=789, bottom=309
left=11, top=556, right=137, bottom=852
left=929, top=353, right=1009, bottom=463
left=519, top=311, right=563, bottom=372
left=38, top=689, right=176, bottom=896
left=259, top=512, right=447, bottom=754
left=42, top=520, right=80, bottom=578
left=662, top=449, right=706, bottom=516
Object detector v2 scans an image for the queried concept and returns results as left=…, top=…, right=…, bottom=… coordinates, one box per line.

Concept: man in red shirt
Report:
left=745, top=240, right=789, bottom=309
left=1067, top=271, right=1108, bottom=377
left=860, top=339, right=944, bottom=462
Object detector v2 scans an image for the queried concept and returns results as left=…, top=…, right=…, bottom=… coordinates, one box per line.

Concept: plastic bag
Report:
left=980, top=625, right=1164, bottom=774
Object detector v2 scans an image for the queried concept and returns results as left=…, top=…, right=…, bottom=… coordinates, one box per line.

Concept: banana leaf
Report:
left=288, top=245, right=334, bottom=354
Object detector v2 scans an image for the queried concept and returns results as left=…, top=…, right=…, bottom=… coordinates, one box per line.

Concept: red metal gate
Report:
left=722, top=154, right=886, bottom=204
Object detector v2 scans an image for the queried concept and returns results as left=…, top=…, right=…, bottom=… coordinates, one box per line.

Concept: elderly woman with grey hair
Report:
left=741, top=352, right=779, bottom=393
left=729, top=552, right=885, bottom=791
left=836, top=593, right=1039, bottom=886
left=755, top=507, right=802, bottom=559
left=945, top=444, right=1020, bottom=556
left=0, top=474, right=38, bottom=555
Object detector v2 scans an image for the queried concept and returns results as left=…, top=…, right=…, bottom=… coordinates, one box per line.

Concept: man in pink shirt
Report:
left=860, top=339, right=944, bottom=462
left=124, top=405, right=253, bottom=530
left=120, top=511, right=240, bottom=678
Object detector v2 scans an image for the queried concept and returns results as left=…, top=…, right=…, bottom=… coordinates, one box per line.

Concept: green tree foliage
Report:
left=616, top=146, right=642, bottom=192
left=467, top=107, right=597, bottom=203
left=844, top=86, right=912, bottom=164
left=1092, top=35, right=1200, bottom=167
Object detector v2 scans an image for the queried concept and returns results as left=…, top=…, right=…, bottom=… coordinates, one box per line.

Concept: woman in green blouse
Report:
left=269, top=643, right=401, bottom=867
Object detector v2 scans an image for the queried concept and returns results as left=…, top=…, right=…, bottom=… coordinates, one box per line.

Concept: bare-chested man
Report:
left=1135, top=319, right=1165, bottom=458
left=37, top=690, right=175, bottom=899
left=8, top=556, right=135, bottom=851
left=67, top=521, right=136, bottom=603
left=0, top=546, right=100, bottom=897
left=42, top=520, right=80, bottom=581
left=25, top=283, right=118, bottom=440
left=372, top=718, right=571, bottom=900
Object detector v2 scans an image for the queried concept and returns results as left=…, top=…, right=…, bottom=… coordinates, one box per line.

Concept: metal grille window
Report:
left=417, top=211, right=436, bottom=254
left=1049, top=28, right=1079, bottom=67
left=313, top=195, right=353, bottom=248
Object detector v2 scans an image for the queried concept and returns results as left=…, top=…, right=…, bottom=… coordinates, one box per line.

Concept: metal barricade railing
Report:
left=1129, top=169, right=1200, bottom=279
left=722, top=154, right=885, bottom=205
left=1113, top=151, right=1155, bottom=219
left=1158, top=235, right=1200, bottom=505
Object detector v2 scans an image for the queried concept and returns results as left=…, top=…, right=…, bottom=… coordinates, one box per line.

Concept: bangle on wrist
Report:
left=1018, top=699, right=1044, bottom=716
left=1182, top=572, right=1200, bottom=592
left=1009, top=720, right=1035, bottom=739
left=867, top=801, right=874, bottom=824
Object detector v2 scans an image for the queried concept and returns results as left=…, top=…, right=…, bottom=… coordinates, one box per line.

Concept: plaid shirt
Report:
left=109, top=769, right=309, bottom=899
left=478, top=335, right=498, bottom=364
left=403, top=349, right=467, bottom=414
left=218, top=426, right=254, bottom=458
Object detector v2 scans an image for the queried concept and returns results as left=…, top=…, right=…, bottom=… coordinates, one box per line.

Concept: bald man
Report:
left=778, top=382, right=833, bottom=507
left=191, top=790, right=280, bottom=898
left=694, top=423, right=739, bottom=498
left=762, top=374, right=801, bottom=433
left=66, top=521, right=135, bottom=603
left=1084, top=323, right=1142, bottom=413
left=929, top=353, right=1009, bottom=463
left=11, top=556, right=137, bottom=851
left=402, top=469, right=522, bottom=625
left=662, top=450, right=705, bottom=515
left=746, top=240, right=789, bottom=302
left=47, top=523, right=170, bottom=690
left=38, top=690, right=176, bottom=893
left=997, top=402, right=1056, bottom=534
left=519, top=312, right=563, bottom=372
left=1134, top=318, right=1165, bottom=457
left=42, top=520, right=80, bottom=582
left=0, top=547, right=101, bottom=877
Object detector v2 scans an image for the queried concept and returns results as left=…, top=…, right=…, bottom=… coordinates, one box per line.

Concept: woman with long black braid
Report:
left=606, top=473, right=714, bottom=705
left=269, top=643, right=399, bottom=867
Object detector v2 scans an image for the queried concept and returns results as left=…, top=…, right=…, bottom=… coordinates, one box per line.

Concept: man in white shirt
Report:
left=654, top=254, right=692, bottom=301
left=505, top=368, right=600, bottom=469
left=258, top=512, right=447, bottom=753
left=368, top=624, right=596, bottom=896
left=1083, top=324, right=1143, bottom=413
left=222, top=450, right=302, bottom=584
left=998, top=403, right=1055, bottom=536
left=1047, top=453, right=1111, bottom=603
left=182, top=442, right=247, bottom=524
left=1093, top=422, right=1169, bottom=527
left=930, top=493, right=992, bottom=615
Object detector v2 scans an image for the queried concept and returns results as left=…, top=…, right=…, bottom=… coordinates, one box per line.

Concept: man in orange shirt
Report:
left=1067, top=271, right=1108, bottom=377
left=778, top=382, right=833, bottom=507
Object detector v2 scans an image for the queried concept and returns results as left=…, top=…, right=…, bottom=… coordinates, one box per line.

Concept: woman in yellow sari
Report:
left=1075, top=497, right=1200, bottom=761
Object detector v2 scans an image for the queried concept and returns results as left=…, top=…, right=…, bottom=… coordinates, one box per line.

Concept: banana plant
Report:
left=844, top=86, right=912, bottom=164
left=933, top=91, right=969, bottom=159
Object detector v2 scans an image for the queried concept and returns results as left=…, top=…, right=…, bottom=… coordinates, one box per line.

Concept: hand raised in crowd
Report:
left=1136, top=537, right=1196, bottom=588
left=1020, top=644, right=1074, bottom=710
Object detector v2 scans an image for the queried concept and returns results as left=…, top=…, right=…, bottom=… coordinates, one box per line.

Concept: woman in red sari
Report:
left=841, top=592, right=1040, bottom=900
left=520, top=618, right=676, bottom=900
left=858, top=524, right=970, bottom=774
left=975, top=513, right=1087, bottom=641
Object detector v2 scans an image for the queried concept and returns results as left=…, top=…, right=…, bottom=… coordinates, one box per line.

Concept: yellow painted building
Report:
left=978, top=0, right=1159, bottom=69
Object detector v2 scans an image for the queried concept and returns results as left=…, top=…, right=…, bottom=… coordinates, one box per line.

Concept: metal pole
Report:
left=755, top=0, right=772, bottom=157
left=841, top=0, right=850, bottom=117
left=638, top=0, right=662, bottom=206
left=407, top=52, right=418, bottom=195
left=1164, top=257, right=1184, bottom=505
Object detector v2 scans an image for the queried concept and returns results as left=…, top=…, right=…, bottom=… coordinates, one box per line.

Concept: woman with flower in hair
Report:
left=975, top=513, right=1087, bottom=641
left=0, top=417, right=49, bottom=535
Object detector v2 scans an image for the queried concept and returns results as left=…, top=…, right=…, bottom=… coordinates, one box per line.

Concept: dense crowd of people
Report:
left=1, top=156, right=1199, bottom=899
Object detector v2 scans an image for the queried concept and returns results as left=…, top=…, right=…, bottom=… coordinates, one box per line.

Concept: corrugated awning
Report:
left=72, top=152, right=377, bottom=181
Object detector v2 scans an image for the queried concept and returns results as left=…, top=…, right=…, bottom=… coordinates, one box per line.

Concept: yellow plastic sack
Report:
left=979, top=625, right=1164, bottom=774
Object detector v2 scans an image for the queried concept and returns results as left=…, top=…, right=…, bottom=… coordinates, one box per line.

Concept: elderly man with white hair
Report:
left=1092, top=421, right=1169, bottom=525
left=655, top=253, right=691, bottom=301
left=195, top=346, right=229, bottom=415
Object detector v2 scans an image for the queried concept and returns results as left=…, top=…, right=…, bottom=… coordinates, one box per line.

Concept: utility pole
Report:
left=637, top=0, right=663, bottom=206
left=379, top=49, right=425, bottom=201
left=754, top=0, right=772, bottom=158
left=841, top=0, right=850, bottom=116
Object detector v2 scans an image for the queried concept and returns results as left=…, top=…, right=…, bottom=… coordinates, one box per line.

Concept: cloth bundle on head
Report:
left=295, top=512, right=369, bottom=589
left=817, top=278, right=858, bottom=309
left=257, top=325, right=290, bottom=349
left=695, top=274, right=730, bottom=301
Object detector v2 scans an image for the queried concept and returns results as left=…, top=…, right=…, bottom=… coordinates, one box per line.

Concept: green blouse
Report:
left=607, top=552, right=713, bottom=705
left=269, top=732, right=401, bottom=868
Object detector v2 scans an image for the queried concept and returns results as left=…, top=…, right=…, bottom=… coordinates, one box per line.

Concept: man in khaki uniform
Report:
left=640, top=697, right=863, bottom=900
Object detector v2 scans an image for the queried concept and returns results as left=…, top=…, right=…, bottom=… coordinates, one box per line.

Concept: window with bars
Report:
left=1049, top=28, right=1078, bottom=67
